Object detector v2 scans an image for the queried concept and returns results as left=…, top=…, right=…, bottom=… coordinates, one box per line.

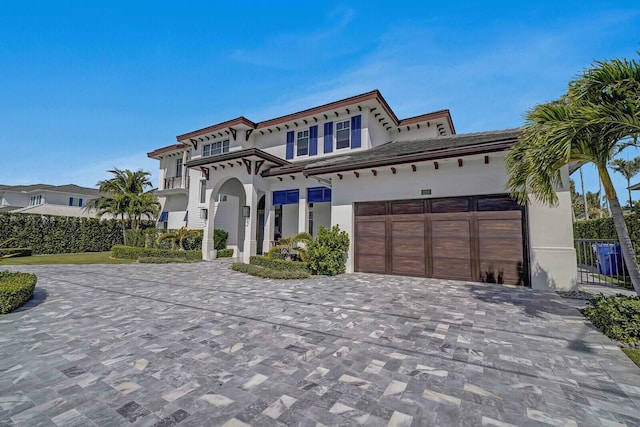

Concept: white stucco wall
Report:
left=328, top=153, right=577, bottom=291
left=310, top=202, right=331, bottom=236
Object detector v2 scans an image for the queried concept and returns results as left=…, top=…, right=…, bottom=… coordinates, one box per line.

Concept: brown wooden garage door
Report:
left=354, top=196, right=526, bottom=285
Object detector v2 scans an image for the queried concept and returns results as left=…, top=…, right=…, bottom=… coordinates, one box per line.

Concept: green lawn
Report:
left=622, top=348, right=640, bottom=368
left=1, top=252, right=134, bottom=265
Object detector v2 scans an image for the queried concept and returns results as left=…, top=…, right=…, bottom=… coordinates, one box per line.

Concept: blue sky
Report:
left=1, top=1, right=639, bottom=202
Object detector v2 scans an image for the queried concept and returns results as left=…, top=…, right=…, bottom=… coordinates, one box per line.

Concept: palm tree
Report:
left=267, top=232, right=312, bottom=262
left=129, top=192, right=160, bottom=230
left=609, top=158, right=640, bottom=208
left=85, top=168, right=157, bottom=243
left=157, top=227, right=200, bottom=250
left=506, top=55, right=640, bottom=295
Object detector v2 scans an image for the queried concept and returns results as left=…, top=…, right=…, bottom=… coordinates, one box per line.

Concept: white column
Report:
left=527, top=166, right=577, bottom=291
left=158, top=159, right=166, bottom=190
left=242, top=183, right=258, bottom=263
left=202, top=190, right=217, bottom=260
left=298, top=191, right=309, bottom=234
left=263, top=191, right=274, bottom=254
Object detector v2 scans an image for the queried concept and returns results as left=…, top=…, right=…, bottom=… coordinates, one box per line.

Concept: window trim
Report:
left=335, top=119, right=351, bottom=150
left=199, top=179, right=207, bottom=204
left=296, top=130, right=309, bottom=157
left=203, top=139, right=230, bottom=157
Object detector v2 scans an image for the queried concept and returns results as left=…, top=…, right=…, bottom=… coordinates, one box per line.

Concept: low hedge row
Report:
left=581, top=294, right=640, bottom=344
left=111, top=245, right=201, bottom=260
left=0, top=248, right=32, bottom=258
left=217, top=249, right=234, bottom=258
left=249, top=255, right=310, bottom=273
left=0, top=271, right=37, bottom=314
left=231, top=262, right=310, bottom=279
left=137, top=257, right=198, bottom=264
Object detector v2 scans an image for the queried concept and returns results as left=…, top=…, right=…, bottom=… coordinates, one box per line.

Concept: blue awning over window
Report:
left=273, top=189, right=299, bottom=205
left=183, top=211, right=188, bottom=221
left=159, top=211, right=168, bottom=222
left=307, top=187, right=331, bottom=203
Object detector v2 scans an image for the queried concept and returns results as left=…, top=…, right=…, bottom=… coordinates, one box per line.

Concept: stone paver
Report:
left=1, top=262, right=639, bottom=426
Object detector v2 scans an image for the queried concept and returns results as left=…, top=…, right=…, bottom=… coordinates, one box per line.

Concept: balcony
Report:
left=162, top=176, right=189, bottom=191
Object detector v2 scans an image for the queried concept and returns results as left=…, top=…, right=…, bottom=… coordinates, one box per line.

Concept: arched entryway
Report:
left=204, top=177, right=246, bottom=259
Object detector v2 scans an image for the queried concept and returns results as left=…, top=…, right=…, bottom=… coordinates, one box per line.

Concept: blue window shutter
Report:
left=307, top=187, right=332, bottom=203
left=79, top=198, right=83, bottom=207
left=68, top=197, right=73, bottom=206
left=286, top=131, right=294, bottom=159
left=323, top=122, right=333, bottom=153
left=309, top=126, right=318, bottom=156
left=273, top=191, right=286, bottom=205
left=351, top=115, right=361, bottom=148
left=324, top=187, right=332, bottom=202
left=159, top=211, right=168, bottom=222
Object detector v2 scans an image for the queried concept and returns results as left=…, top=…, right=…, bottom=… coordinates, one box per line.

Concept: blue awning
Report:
left=273, top=189, right=299, bottom=205
left=183, top=211, right=188, bottom=221
left=307, top=187, right=331, bottom=203
left=159, top=211, right=168, bottom=222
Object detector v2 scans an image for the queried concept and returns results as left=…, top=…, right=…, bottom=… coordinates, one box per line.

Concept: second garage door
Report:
left=354, top=195, right=526, bottom=285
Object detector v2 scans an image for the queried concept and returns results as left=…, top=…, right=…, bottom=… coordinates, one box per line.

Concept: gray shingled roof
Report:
left=0, top=183, right=101, bottom=196
left=263, top=128, right=520, bottom=176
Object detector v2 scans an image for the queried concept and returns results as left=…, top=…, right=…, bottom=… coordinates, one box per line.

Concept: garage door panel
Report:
left=479, top=261, right=522, bottom=285
left=357, top=255, right=387, bottom=273
left=431, top=220, right=472, bottom=280
left=392, top=257, right=426, bottom=276
left=478, top=214, right=524, bottom=285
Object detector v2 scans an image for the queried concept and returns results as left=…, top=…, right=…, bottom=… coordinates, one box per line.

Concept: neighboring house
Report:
left=148, top=90, right=576, bottom=291
left=0, top=184, right=101, bottom=218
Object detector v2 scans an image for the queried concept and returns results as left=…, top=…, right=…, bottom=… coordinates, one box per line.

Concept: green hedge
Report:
left=0, top=248, right=32, bottom=258
left=0, top=212, right=125, bottom=255
left=231, top=262, right=310, bottom=279
left=137, top=257, right=198, bottom=264
left=574, top=213, right=640, bottom=249
left=581, top=294, right=640, bottom=344
left=111, top=245, right=201, bottom=260
left=249, top=255, right=309, bottom=272
left=214, top=229, right=229, bottom=250
left=0, top=271, right=37, bottom=314
left=126, top=228, right=204, bottom=250
left=217, top=249, right=234, bottom=258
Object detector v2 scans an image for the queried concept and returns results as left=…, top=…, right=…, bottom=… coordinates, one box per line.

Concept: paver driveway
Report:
left=1, top=262, right=639, bottom=427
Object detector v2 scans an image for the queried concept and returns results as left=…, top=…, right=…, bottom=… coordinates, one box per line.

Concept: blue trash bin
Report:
left=593, top=243, right=623, bottom=276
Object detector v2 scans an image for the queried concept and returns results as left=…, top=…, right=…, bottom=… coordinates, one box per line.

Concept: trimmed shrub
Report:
left=574, top=213, right=640, bottom=251
left=0, top=212, right=125, bottom=254
left=0, top=248, right=32, bottom=258
left=0, top=271, right=37, bottom=314
left=111, top=245, right=201, bottom=260
left=581, top=294, right=640, bottom=344
left=137, top=257, right=198, bottom=264
left=250, top=255, right=309, bottom=273
left=214, top=229, right=229, bottom=251
left=217, top=249, right=235, bottom=258
left=308, top=225, right=350, bottom=276
left=231, top=262, right=310, bottom=279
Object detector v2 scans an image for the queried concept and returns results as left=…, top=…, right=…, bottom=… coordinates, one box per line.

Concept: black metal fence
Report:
left=575, top=238, right=630, bottom=287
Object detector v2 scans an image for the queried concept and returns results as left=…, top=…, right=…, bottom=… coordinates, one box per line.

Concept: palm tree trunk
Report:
left=628, top=177, right=633, bottom=208
left=599, top=166, right=640, bottom=295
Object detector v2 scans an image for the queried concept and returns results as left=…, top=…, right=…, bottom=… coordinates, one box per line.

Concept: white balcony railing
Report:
left=163, top=176, right=189, bottom=190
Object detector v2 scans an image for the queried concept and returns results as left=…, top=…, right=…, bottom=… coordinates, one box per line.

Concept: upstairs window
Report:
left=297, top=130, right=309, bottom=156
left=175, top=158, right=182, bottom=177
left=199, top=180, right=206, bottom=204
left=203, top=140, right=229, bottom=157
left=336, top=120, right=350, bottom=149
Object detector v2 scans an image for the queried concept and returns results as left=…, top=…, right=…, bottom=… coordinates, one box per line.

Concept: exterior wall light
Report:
left=242, top=206, right=250, bottom=218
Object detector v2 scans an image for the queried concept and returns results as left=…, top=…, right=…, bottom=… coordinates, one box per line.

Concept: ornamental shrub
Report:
left=0, top=271, right=37, bottom=314
left=214, top=229, right=229, bottom=251
left=231, top=262, right=310, bottom=279
left=217, top=248, right=234, bottom=258
left=249, top=255, right=309, bottom=272
left=581, top=294, right=640, bottom=344
left=111, top=245, right=201, bottom=260
left=137, top=257, right=198, bottom=264
left=307, top=225, right=350, bottom=276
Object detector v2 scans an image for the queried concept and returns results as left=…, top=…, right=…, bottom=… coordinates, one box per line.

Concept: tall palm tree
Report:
left=85, top=168, right=157, bottom=243
left=609, top=158, right=640, bottom=207
left=506, top=55, right=640, bottom=295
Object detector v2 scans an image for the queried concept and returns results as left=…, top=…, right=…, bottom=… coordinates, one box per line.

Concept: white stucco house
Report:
left=148, top=90, right=577, bottom=291
left=0, top=184, right=102, bottom=218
